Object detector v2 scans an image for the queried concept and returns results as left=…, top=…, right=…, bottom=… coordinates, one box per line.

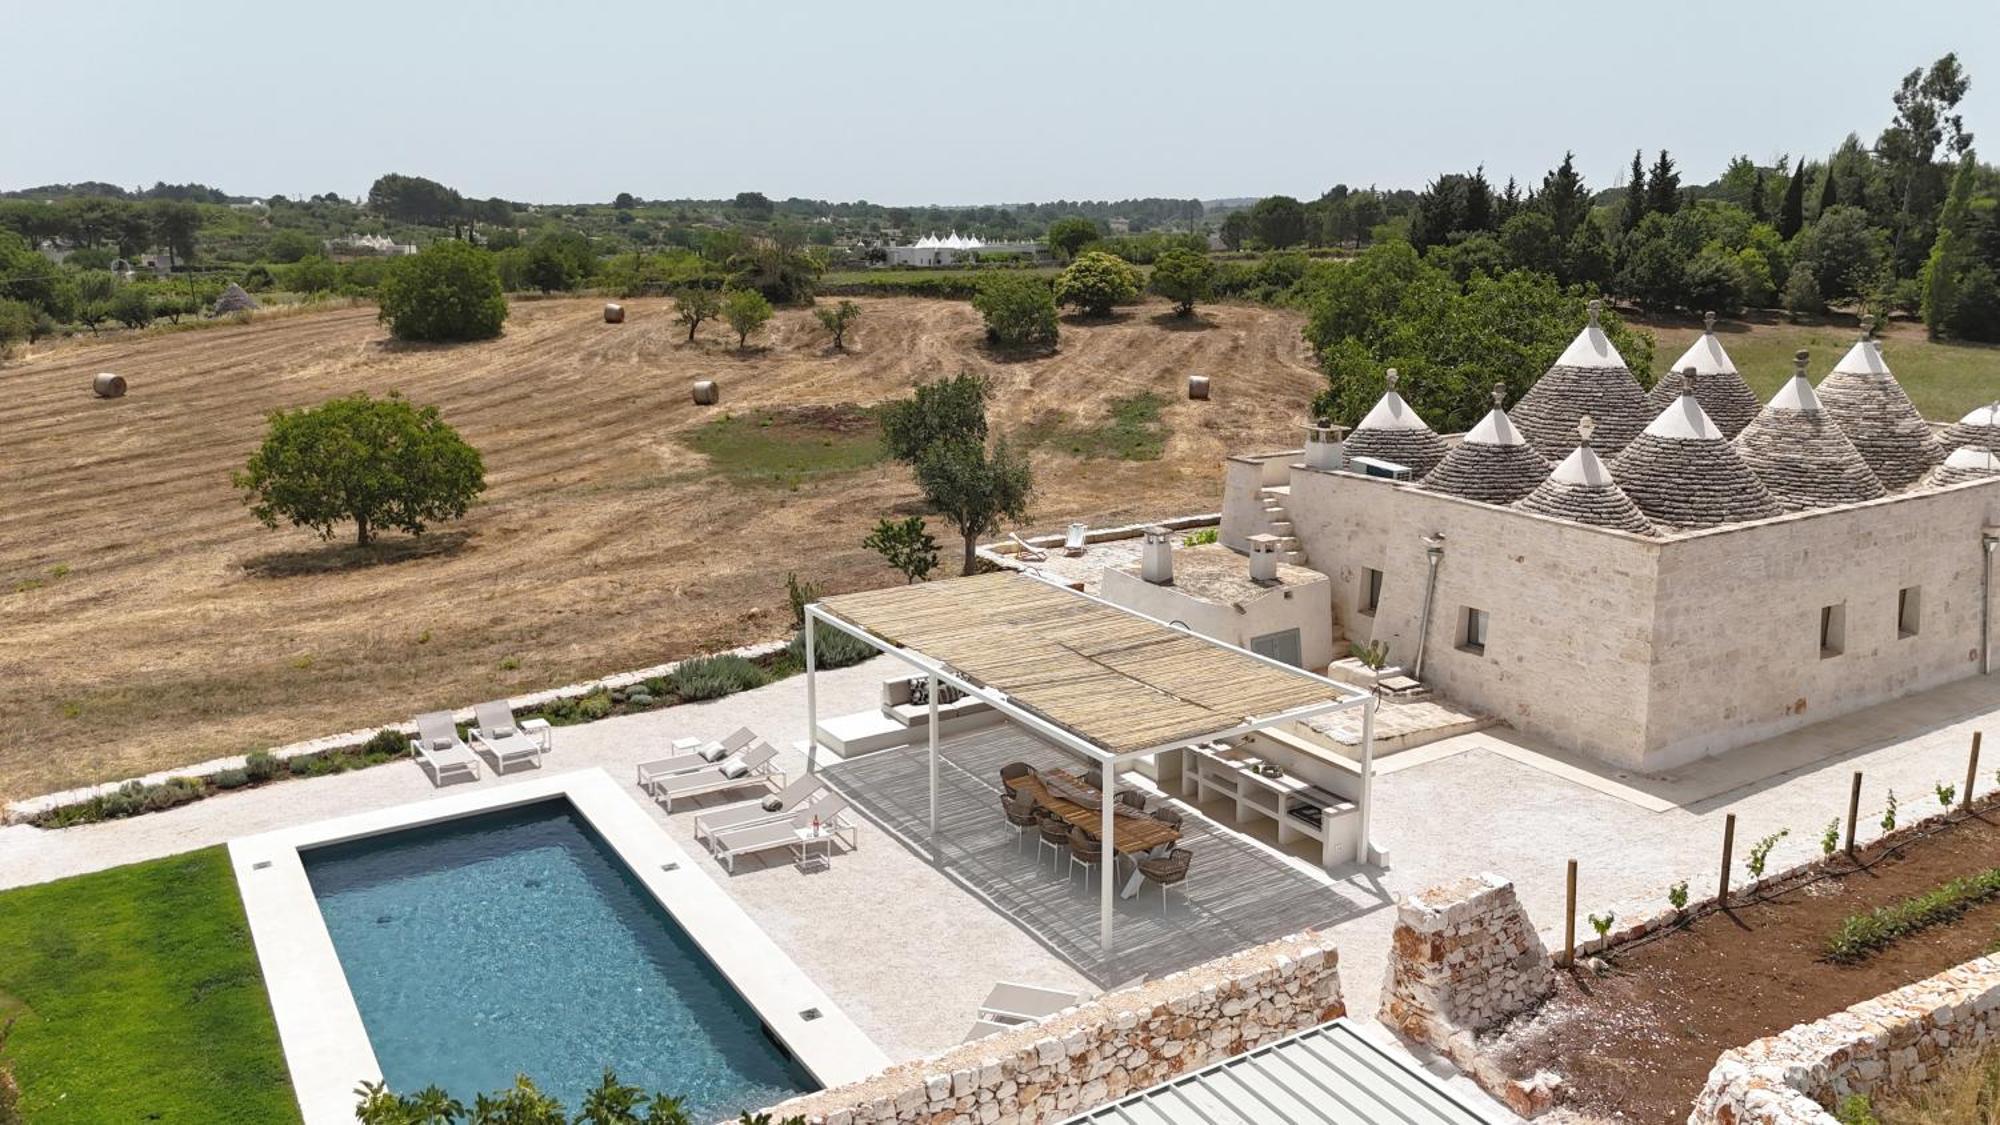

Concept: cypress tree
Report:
left=1538, top=152, right=1589, bottom=240
left=1620, top=150, right=1648, bottom=233
left=1817, top=160, right=1838, bottom=217
left=1644, top=150, right=1681, bottom=216
left=1778, top=159, right=1806, bottom=240
left=1750, top=168, right=1770, bottom=222
left=1922, top=154, right=1978, bottom=339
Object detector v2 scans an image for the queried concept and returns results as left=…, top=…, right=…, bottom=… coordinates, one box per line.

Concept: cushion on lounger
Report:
left=717, top=753, right=748, bottom=779
left=699, top=742, right=731, bottom=762
left=762, top=796, right=785, bottom=812
left=430, top=737, right=456, bottom=751
left=489, top=724, right=514, bottom=738
left=907, top=677, right=929, bottom=706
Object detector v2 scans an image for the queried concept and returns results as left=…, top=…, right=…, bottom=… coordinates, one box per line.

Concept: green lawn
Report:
left=1643, top=316, right=2000, bottom=421
left=1021, top=392, right=1169, bottom=461
left=679, top=404, right=887, bottom=486
left=0, top=849, right=298, bottom=1123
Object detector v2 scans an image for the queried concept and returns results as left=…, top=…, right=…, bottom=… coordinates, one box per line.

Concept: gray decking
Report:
left=822, top=723, right=1385, bottom=986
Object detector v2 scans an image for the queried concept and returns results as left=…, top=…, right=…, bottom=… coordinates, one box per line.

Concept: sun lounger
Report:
left=652, top=741, right=781, bottom=812
left=963, top=1018, right=1014, bottom=1042
left=695, top=775, right=829, bottom=850
left=409, top=711, right=480, bottom=786
left=977, top=981, right=1087, bottom=1025
left=636, top=727, right=757, bottom=793
left=470, top=700, right=544, bottom=773
left=710, top=794, right=853, bottom=872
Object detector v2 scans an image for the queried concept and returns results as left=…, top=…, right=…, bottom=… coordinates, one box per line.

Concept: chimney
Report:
left=1247, top=533, right=1280, bottom=583
left=1304, top=421, right=1349, bottom=471
left=1140, top=526, right=1174, bottom=585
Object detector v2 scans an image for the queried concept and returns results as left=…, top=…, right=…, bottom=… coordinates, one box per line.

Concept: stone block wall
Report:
left=758, top=931, right=1344, bottom=1125
left=1690, top=953, right=2000, bottom=1124
left=1380, top=873, right=1561, bottom=1117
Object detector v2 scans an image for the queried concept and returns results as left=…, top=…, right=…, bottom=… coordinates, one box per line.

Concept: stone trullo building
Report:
left=1220, top=316, right=2000, bottom=772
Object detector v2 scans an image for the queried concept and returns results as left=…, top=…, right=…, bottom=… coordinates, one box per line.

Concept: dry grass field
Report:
left=0, top=296, right=1324, bottom=799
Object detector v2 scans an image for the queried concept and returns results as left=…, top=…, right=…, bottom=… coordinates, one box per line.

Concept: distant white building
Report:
left=326, top=233, right=418, bottom=256
left=883, top=231, right=1043, bottom=267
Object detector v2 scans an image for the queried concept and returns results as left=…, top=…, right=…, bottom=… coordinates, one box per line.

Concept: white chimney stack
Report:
left=1247, top=534, right=1280, bottom=583
left=1140, top=526, right=1174, bottom=585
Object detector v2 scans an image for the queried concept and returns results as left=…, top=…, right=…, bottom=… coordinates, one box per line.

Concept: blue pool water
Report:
left=303, top=799, right=815, bottom=1119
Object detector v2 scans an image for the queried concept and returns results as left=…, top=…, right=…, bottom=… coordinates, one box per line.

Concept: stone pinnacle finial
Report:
left=1859, top=314, right=1876, bottom=340
left=1703, top=310, right=1716, bottom=332
left=1577, top=414, right=1596, bottom=446
left=1680, top=365, right=1699, bottom=397
left=1587, top=299, right=1602, bottom=328
left=1384, top=368, right=1400, bottom=390
left=1793, top=349, right=1809, bottom=378
left=1491, top=383, right=1507, bottom=408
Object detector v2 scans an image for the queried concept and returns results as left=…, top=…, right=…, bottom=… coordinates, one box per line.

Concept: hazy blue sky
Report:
left=3, top=1, right=1991, bottom=205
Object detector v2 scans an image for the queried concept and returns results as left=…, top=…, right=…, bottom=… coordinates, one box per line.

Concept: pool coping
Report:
left=229, top=767, right=890, bottom=1125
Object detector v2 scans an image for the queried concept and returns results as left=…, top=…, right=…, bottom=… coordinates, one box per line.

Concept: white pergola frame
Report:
left=803, top=572, right=1379, bottom=957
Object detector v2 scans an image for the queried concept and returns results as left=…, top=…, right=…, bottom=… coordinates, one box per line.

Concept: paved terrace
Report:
left=4, top=655, right=1998, bottom=1069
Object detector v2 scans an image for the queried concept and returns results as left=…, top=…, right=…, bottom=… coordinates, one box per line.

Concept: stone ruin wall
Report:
left=760, top=930, right=1344, bottom=1125
left=1690, top=953, right=2000, bottom=1124
left=1378, top=872, right=1562, bottom=1117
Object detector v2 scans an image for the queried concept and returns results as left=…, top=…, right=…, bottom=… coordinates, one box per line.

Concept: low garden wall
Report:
left=1689, top=953, right=2000, bottom=1124
left=758, top=930, right=1344, bottom=1125
left=1378, top=873, right=1562, bottom=1116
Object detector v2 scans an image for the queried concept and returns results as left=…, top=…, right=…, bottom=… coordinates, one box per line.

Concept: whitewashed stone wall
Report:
left=1379, top=873, right=1561, bottom=1117
left=1690, top=953, right=2000, bottom=1124
left=1218, top=451, right=1300, bottom=552
left=759, top=931, right=1344, bottom=1125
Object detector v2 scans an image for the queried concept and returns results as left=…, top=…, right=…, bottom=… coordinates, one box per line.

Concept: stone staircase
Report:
left=1257, top=485, right=1309, bottom=565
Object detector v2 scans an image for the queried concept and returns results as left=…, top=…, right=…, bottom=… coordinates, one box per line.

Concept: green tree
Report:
left=1497, top=211, right=1561, bottom=277
left=1148, top=247, right=1215, bottom=315
left=1538, top=151, right=1590, bottom=239
left=1878, top=53, right=1974, bottom=276
left=1618, top=150, right=1648, bottom=234
left=862, top=515, right=941, bottom=583
left=235, top=392, right=486, bottom=547
left=916, top=436, right=1034, bottom=575
left=880, top=371, right=988, bottom=463
left=290, top=255, right=339, bottom=294
left=366, top=173, right=464, bottom=227
left=1249, top=195, right=1308, bottom=249
left=1218, top=210, right=1251, bottom=251
left=1778, top=158, right=1807, bottom=241
left=971, top=272, right=1058, bottom=350
left=1563, top=216, right=1615, bottom=290
left=521, top=240, right=580, bottom=292
left=1793, top=205, right=1887, bottom=302
left=1045, top=217, right=1099, bottom=261
left=149, top=199, right=200, bottom=267
left=376, top=240, right=508, bottom=342
left=722, top=288, right=772, bottom=349
left=265, top=228, right=323, bottom=263
left=1784, top=262, right=1826, bottom=318
left=814, top=299, right=861, bottom=348
left=108, top=285, right=153, bottom=328
left=1644, top=150, right=1682, bottom=216
left=0, top=299, right=34, bottom=359
left=673, top=286, right=720, bottom=342
left=1053, top=250, right=1140, bottom=316
left=1921, top=154, right=1978, bottom=338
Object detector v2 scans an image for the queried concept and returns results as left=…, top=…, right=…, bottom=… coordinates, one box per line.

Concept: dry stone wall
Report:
left=1690, top=953, right=2000, bottom=1124
left=759, top=931, right=1344, bottom=1125
left=1380, top=873, right=1561, bottom=1117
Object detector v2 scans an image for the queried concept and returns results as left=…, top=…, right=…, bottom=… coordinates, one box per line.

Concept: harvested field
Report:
left=1488, top=803, right=2000, bottom=1124
left=0, top=296, right=1321, bottom=800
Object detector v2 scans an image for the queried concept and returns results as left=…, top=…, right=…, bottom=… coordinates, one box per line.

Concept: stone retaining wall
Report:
left=1690, top=954, right=2000, bottom=1124
left=1379, top=873, right=1561, bottom=1117
left=759, top=931, right=1343, bottom=1125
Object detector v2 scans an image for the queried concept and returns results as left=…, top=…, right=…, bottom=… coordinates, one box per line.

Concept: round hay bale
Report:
left=93, top=372, right=127, bottom=399
left=691, top=379, right=719, bottom=406
left=1187, top=374, right=1211, bottom=401
left=603, top=302, right=625, bottom=324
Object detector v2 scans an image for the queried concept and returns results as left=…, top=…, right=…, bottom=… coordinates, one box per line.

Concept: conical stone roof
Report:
left=1642, top=312, right=1762, bottom=439
left=1516, top=416, right=1655, bottom=535
left=1732, top=349, right=1887, bottom=511
left=1927, top=445, right=2000, bottom=487
left=1612, top=371, right=1782, bottom=530
left=1941, top=402, right=2000, bottom=456
left=1342, top=368, right=1448, bottom=476
left=1512, top=300, right=1654, bottom=460
left=213, top=282, right=259, bottom=314
left=1420, top=385, right=1551, bottom=505
left=1813, top=321, right=1943, bottom=490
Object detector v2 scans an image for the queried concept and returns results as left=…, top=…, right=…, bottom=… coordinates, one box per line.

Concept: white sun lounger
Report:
left=695, top=775, right=829, bottom=850
left=710, top=794, right=853, bottom=872
left=409, top=711, right=480, bottom=786
left=471, top=700, right=544, bottom=773
left=652, top=741, right=781, bottom=811
left=636, top=727, right=757, bottom=794
left=977, top=982, right=1088, bottom=1025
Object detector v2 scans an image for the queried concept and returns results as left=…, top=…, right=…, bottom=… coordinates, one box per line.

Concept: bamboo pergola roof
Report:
left=816, top=573, right=1354, bottom=758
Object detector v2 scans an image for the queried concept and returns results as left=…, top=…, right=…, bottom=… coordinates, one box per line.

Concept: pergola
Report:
left=804, top=570, right=1378, bottom=956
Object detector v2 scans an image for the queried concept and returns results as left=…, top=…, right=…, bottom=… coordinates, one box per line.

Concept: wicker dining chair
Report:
left=1001, top=792, right=1040, bottom=850
left=1147, top=807, right=1183, bottom=830
left=1036, top=812, right=1072, bottom=873
left=1136, top=848, right=1194, bottom=916
left=1116, top=790, right=1147, bottom=813
left=999, top=761, right=1036, bottom=797
left=1066, top=825, right=1103, bottom=890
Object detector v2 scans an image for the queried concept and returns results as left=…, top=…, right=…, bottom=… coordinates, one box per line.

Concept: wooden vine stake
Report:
left=1718, top=814, right=1736, bottom=906
left=1845, top=772, right=1862, bottom=857
left=1563, top=858, right=1578, bottom=968
left=1967, top=731, right=1984, bottom=811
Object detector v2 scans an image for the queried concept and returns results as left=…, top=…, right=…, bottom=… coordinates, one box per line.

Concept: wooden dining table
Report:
left=1012, top=768, right=1180, bottom=859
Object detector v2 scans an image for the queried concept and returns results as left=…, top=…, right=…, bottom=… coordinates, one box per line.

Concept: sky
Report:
left=2, top=0, right=1993, bottom=206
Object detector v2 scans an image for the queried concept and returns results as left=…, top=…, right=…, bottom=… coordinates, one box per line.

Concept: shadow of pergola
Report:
left=823, top=723, right=1385, bottom=988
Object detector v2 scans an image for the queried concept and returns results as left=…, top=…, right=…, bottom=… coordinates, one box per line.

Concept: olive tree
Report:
left=235, top=393, right=486, bottom=546
left=722, top=288, right=772, bottom=349
left=815, top=299, right=861, bottom=349
left=862, top=515, right=940, bottom=583
left=673, top=286, right=720, bottom=342
left=916, top=437, right=1033, bottom=576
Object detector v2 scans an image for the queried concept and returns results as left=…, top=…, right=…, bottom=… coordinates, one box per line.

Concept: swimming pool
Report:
left=302, top=797, right=814, bottom=1119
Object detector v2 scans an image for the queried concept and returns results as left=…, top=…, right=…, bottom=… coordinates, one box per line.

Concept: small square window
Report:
left=1819, top=603, right=1846, bottom=659
left=1898, top=587, right=1921, bottom=639
left=1360, top=568, right=1384, bottom=616
left=1458, top=607, right=1489, bottom=655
